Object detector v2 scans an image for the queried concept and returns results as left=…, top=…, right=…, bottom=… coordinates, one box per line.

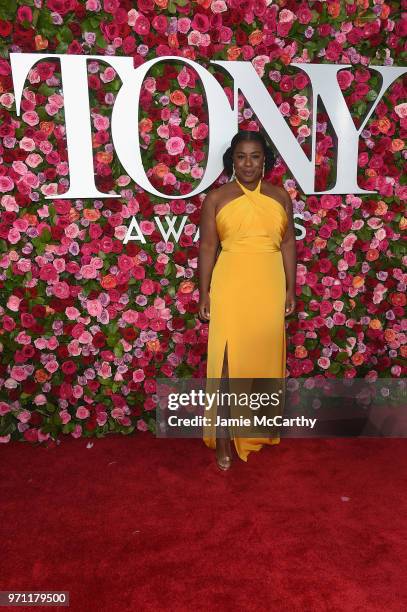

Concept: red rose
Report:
left=20, top=313, right=35, bottom=328
left=0, top=20, right=12, bottom=37
left=122, top=327, right=137, bottom=342
left=318, top=24, right=331, bottom=37
left=62, top=361, right=77, bottom=375
left=297, top=5, right=312, bottom=24
left=137, top=0, right=154, bottom=12
left=46, top=0, right=76, bottom=16
left=0, top=59, right=11, bottom=76
left=23, top=428, right=39, bottom=443
left=293, top=73, right=309, bottom=90
left=92, top=332, right=106, bottom=348
left=325, top=40, right=342, bottom=61
left=191, top=13, right=210, bottom=33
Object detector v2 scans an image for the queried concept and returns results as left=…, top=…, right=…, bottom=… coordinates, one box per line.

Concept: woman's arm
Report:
left=279, top=189, right=297, bottom=316
left=198, top=191, right=220, bottom=320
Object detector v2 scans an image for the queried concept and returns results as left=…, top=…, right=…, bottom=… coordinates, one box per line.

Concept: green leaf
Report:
left=0, top=0, right=17, bottom=20
left=36, top=9, right=55, bottom=37
left=168, top=0, right=177, bottom=14
left=58, top=26, right=73, bottom=43
left=114, top=344, right=124, bottom=357
left=328, top=362, right=341, bottom=374
left=41, top=228, right=51, bottom=242
left=56, top=42, right=69, bottom=54
left=366, top=89, right=378, bottom=102
left=95, top=31, right=108, bottom=49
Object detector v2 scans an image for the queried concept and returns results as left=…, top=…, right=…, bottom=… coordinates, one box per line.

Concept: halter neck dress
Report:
left=203, top=177, right=288, bottom=461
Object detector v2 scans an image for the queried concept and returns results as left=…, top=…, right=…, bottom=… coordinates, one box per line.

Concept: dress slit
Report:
left=220, top=339, right=229, bottom=379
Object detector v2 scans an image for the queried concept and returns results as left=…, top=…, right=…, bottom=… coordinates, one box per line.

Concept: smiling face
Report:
left=232, top=140, right=265, bottom=184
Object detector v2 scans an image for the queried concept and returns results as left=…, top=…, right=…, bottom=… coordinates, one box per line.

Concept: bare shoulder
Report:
left=262, top=182, right=292, bottom=210
left=210, top=182, right=237, bottom=201
left=203, top=182, right=239, bottom=215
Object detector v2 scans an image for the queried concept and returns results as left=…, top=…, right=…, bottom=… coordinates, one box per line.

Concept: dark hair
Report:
left=223, top=130, right=275, bottom=178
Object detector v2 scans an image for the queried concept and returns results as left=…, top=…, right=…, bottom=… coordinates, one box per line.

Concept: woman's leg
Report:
left=216, top=342, right=232, bottom=469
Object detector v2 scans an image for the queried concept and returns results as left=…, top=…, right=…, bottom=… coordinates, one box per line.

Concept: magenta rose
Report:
left=337, top=70, right=354, bottom=90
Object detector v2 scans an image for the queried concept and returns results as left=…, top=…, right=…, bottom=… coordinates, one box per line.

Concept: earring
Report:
left=230, top=163, right=235, bottom=181
left=262, top=161, right=265, bottom=178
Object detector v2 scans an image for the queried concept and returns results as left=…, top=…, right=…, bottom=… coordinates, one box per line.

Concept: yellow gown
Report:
left=203, top=177, right=288, bottom=462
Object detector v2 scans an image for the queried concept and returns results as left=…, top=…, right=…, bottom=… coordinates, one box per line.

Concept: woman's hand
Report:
left=285, top=289, right=296, bottom=317
left=198, top=292, right=211, bottom=321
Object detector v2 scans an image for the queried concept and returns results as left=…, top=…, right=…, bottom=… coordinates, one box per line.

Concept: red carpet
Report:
left=1, top=435, right=406, bottom=612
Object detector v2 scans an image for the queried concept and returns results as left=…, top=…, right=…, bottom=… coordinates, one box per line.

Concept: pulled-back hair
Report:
left=223, top=130, right=275, bottom=178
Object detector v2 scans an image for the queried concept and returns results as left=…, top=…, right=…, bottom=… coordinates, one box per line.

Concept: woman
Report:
left=198, top=130, right=297, bottom=470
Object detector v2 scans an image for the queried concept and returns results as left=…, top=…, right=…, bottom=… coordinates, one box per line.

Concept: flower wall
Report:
left=0, top=0, right=406, bottom=443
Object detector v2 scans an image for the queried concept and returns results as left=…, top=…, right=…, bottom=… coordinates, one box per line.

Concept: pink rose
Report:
left=337, top=70, right=354, bottom=90
left=101, top=67, right=116, bottom=83
left=71, top=425, right=83, bottom=439
left=76, top=406, right=90, bottom=419
left=152, top=15, right=168, bottom=34
left=81, top=265, right=97, bottom=279
left=187, top=31, right=201, bottom=46
left=87, top=299, right=102, bottom=317
left=279, top=102, right=291, bottom=116
left=177, top=67, right=190, bottom=88
left=134, top=15, right=150, bottom=36
left=53, top=281, right=70, bottom=299
left=59, top=409, right=71, bottom=424
left=297, top=4, right=312, bottom=24
left=177, top=17, right=191, bottom=34
left=279, top=9, right=295, bottom=23
left=191, top=123, right=208, bottom=140
left=133, top=369, right=145, bottom=382
left=395, top=103, right=407, bottom=119
left=320, top=195, right=338, bottom=209
left=211, top=1, right=227, bottom=14
left=137, top=420, right=148, bottom=432
left=12, top=161, right=27, bottom=175
left=0, top=93, right=14, bottom=108
left=17, top=409, right=31, bottom=423
left=166, top=136, right=185, bottom=156
left=97, top=412, right=108, bottom=426
left=99, top=362, right=112, bottom=378
left=122, top=310, right=138, bottom=324
left=19, top=137, right=35, bottom=151
left=86, top=0, right=100, bottom=9
left=11, top=366, right=29, bottom=382
left=3, top=316, right=16, bottom=332
left=22, top=111, right=39, bottom=126
left=93, top=114, right=110, bottom=130
left=0, top=402, right=11, bottom=415
left=45, top=360, right=59, bottom=374
left=0, top=176, right=14, bottom=192
left=141, top=279, right=155, bottom=295
left=17, top=6, right=33, bottom=22
left=8, top=228, right=21, bottom=244
left=317, top=357, right=330, bottom=370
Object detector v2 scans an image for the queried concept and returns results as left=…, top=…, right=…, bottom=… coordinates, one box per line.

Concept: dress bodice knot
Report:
left=216, top=178, right=288, bottom=254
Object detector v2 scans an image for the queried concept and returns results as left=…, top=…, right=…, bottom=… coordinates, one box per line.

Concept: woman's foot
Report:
left=216, top=437, right=232, bottom=471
